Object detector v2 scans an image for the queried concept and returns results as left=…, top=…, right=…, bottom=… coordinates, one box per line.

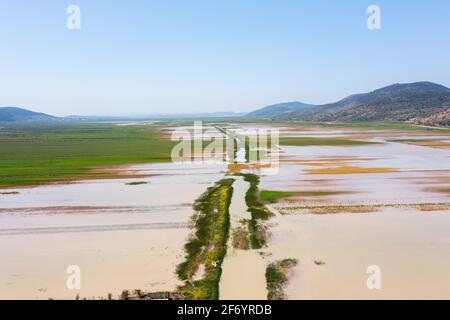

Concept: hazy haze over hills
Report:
left=2, top=82, right=450, bottom=126
left=0, top=107, right=244, bottom=122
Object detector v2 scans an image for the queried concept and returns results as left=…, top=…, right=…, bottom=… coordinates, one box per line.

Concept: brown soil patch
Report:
left=305, top=166, right=397, bottom=175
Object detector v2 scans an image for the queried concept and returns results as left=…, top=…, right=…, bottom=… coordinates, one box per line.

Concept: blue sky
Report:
left=1, top=0, right=450, bottom=116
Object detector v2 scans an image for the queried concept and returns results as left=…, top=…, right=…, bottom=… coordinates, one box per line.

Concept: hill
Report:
left=246, top=101, right=314, bottom=118
left=0, top=107, right=57, bottom=122
left=248, top=82, right=450, bottom=125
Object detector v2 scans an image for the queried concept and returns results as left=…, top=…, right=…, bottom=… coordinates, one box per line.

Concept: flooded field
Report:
left=1, top=122, right=450, bottom=299
left=0, top=162, right=226, bottom=299
left=258, top=125, right=450, bottom=299
left=270, top=208, right=450, bottom=299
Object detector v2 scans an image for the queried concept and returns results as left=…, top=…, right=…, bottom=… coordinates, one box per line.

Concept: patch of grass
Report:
left=260, top=191, right=295, bottom=203
left=241, top=174, right=264, bottom=208
left=266, top=258, right=298, bottom=300
left=125, top=181, right=148, bottom=185
left=177, top=178, right=234, bottom=300
left=260, top=190, right=353, bottom=203
left=314, top=260, right=326, bottom=266
left=0, top=123, right=177, bottom=188
left=239, top=173, right=274, bottom=249
left=279, top=137, right=381, bottom=146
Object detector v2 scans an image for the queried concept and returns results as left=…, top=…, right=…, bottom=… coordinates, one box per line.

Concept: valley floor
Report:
left=1, top=121, right=450, bottom=299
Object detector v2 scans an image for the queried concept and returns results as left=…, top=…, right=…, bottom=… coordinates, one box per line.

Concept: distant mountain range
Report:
left=0, top=108, right=244, bottom=123
left=247, top=82, right=450, bottom=125
left=0, top=107, right=58, bottom=122
left=246, top=101, right=314, bottom=118
left=2, top=82, right=449, bottom=126
left=66, top=111, right=245, bottom=121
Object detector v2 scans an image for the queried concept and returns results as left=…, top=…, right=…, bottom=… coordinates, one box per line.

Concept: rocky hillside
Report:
left=247, top=82, right=450, bottom=125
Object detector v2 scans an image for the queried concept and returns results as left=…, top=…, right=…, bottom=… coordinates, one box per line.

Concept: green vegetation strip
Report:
left=259, top=191, right=295, bottom=203
left=279, top=137, right=381, bottom=146
left=266, top=258, right=298, bottom=300
left=0, top=123, right=177, bottom=188
left=177, top=178, right=234, bottom=300
left=259, top=190, right=350, bottom=203
left=240, top=173, right=273, bottom=249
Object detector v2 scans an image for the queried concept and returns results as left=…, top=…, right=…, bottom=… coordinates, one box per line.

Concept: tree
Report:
left=120, top=290, right=130, bottom=300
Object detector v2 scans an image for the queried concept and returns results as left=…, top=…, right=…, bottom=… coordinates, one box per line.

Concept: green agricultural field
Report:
left=0, top=123, right=177, bottom=188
